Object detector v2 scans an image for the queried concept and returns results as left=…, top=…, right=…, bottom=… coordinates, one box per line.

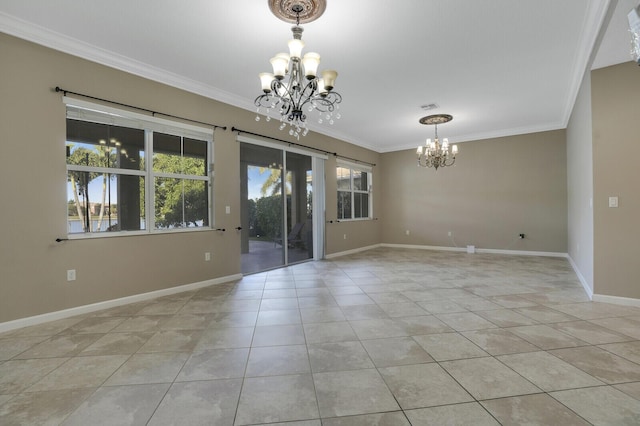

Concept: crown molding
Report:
left=561, top=0, right=613, bottom=126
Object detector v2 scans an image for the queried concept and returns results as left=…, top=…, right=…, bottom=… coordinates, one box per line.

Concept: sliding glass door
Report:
left=285, top=151, right=313, bottom=265
left=240, top=141, right=317, bottom=274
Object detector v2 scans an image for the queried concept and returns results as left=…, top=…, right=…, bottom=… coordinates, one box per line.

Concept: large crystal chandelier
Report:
left=255, top=1, right=342, bottom=138
left=416, top=114, right=458, bottom=170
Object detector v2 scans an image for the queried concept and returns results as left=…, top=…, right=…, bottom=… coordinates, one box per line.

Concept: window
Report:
left=65, top=99, right=213, bottom=236
left=336, top=162, right=372, bottom=220
left=152, top=133, right=209, bottom=230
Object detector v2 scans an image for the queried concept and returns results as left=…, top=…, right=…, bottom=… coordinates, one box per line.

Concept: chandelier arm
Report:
left=297, top=79, right=319, bottom=112
left=254, top=94, right=268, bottom=108
left=275, top=79, right=296, bottom=106
left=270, top=79, right=298, bottom=118
left=255, top=93, right=281, bottom=111
left=274, top=73, right=313, bottom=122
left=310, top=91, right=342, bottom=112
left=301, top=78, right=318, bottom=98
left=416, top=149, right=456, bottom=169
left=418, top=153, right=438, bottom=168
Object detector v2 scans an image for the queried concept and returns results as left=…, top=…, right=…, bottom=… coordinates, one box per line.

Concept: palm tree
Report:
left=259, top=167, right=291, bottom=197
left=67, top=143, right=115, bottom=232
left=67, top=146, right=94, bottom=231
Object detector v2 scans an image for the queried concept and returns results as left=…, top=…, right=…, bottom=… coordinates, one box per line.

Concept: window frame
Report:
left=336, top=160, right=373, bottom=221
left=64, top=98, right=214, bottom=239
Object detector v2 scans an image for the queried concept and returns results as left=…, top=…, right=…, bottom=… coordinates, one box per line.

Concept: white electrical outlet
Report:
left=343, top=234, right=347, bottom=240
left=405, top=230, right=410, bottom=235
left=67, top=269, right=76, bottom=281
left=448, top=231, right=452, bottom=237
left=205, top=252, right=211, bottom=261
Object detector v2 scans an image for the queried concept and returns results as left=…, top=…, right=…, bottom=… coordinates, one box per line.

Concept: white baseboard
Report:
left=381, top=243, right=467, bottom=253
left=326, top=243, right=568, bottom=259
left=380, top=243, right=567, bottom=258
left=593, top=293, right=640, bottom=307
left=325, top=244, right=382, bottom=259
left=476, top=248, right=567, bottom=257
left=0, top=273, right=243, bottom=334
left=566, top=255, right=593, bottom=300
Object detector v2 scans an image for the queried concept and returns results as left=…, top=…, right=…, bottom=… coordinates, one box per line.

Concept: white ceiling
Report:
left=0, top=0, right=634, bottom=152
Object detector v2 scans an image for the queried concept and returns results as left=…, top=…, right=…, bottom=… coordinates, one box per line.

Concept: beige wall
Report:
left=0, top=33, right=380, bottom=323
left=592, top=61, right=640, bottom=299
left=13, top=28, right=640, bottom=324
left=324, top=156, right=382, bottom=255
left=379, top=131, right=568, bottom=253
left=566, top=71, right=594, bottom=292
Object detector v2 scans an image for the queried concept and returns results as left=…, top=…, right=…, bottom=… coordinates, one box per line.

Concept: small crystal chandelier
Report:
left=255, top=1, right=342, bottom=138
left=416, top=114, right=458, bottom=170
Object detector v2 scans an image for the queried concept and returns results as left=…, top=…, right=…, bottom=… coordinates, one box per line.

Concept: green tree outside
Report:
left=153, top=152, right=208, bottom=228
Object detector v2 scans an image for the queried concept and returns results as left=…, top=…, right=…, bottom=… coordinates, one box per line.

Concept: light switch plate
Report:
left=609, top=196, right=619, bottom=208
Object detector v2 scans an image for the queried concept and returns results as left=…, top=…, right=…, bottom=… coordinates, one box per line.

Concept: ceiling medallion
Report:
left=268, top=0, right=326, bottom=24
left=416, top=114, right=458, bottom=170
left=419, top=114, right=453, bottom=126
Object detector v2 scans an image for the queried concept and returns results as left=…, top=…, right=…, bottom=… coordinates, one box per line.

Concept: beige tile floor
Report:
left=2, top=248, right=640, bottom=425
